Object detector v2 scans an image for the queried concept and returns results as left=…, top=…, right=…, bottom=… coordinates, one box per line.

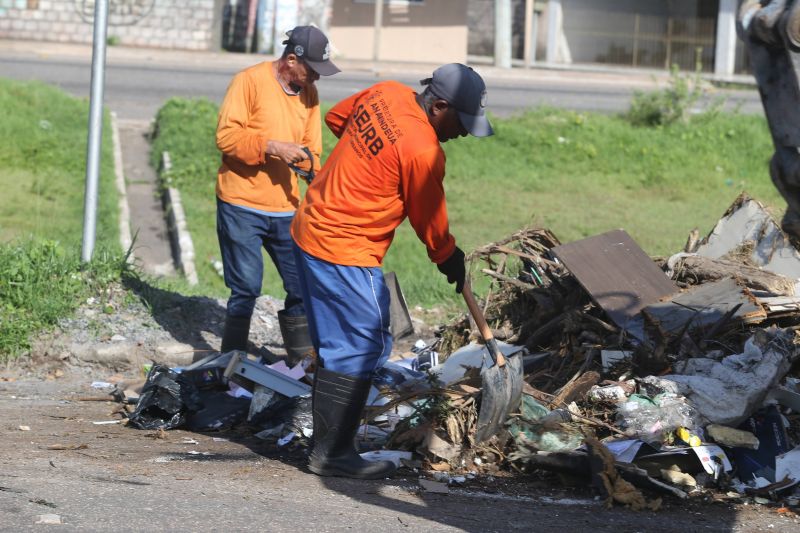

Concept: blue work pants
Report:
left=292, top=243, right=392, bottom=379
left=216, top=199, right=304, bottom=318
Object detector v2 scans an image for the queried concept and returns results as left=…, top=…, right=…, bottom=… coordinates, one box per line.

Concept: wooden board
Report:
left=642, top=278, right=766, bottom=336
left=551, top=229, right=678, bottom=328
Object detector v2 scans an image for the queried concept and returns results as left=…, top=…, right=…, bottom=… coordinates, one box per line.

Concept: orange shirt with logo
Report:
left=216, top=61, right=321, bottom=212
left=291, top=81, right=456, bottom=267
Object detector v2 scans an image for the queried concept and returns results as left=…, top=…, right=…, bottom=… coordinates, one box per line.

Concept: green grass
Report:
left=151, top=98, right=780, bottom=308
left=0, top=240, right=128, bottom=358
left=0, top=78, right=119, bottom=246
left=0, top=78, right=123, bottom=359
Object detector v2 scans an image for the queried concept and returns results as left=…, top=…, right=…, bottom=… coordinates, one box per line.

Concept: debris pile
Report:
left=108, top=193, right=800, bottom=509
left=410, top=194, right=800, bottom=507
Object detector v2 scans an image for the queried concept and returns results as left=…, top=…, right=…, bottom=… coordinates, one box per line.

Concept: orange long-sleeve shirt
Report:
left=291, top=81, right=456, bottom=267
left=216, top=61, right=321, bottom=212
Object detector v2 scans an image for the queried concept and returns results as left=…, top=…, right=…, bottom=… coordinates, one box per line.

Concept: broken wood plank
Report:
left=671, top=255, right=796, bottom=296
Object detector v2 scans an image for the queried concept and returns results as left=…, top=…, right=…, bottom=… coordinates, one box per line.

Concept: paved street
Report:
left=1, top=376, right=797, bottom=532
left=0, top=40, right=763, bottom=121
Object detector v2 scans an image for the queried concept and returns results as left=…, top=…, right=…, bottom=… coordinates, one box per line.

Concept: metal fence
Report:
left=468, top=0, right=532, bottom=60
left=563, top=10, right=718, bottom=72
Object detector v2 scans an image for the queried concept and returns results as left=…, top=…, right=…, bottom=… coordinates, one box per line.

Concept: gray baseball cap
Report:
left=283, top=26, right=340, bottom=76
left=420, top=63, right=493, bottom=137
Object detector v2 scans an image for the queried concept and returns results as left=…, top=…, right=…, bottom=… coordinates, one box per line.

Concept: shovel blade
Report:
left=475, top=351, right=524, bottom=443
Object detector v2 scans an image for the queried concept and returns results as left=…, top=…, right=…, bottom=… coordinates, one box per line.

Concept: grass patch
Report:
left=151, top=98, right=780, bottom=308
left=0, top=239, right=128, bottom=359
left=0, top=78, right=122, bottom=360
left=0, top=78, right=119, bottom=246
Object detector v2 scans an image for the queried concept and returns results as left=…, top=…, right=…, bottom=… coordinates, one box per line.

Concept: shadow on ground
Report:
left=122, top=273, right=279, bottom=363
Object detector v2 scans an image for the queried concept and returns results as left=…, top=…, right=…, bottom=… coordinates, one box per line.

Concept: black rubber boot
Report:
left=220, top=314, right=251, bottom=353
left=308, top=367, right=396, bottom=479
left=277, top=310, right=314, bottom=365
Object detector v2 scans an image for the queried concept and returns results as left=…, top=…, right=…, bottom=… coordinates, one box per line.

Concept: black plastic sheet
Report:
left=128, top=365, right=203, bottom=430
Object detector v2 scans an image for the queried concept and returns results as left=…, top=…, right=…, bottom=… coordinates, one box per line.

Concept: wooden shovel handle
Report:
left=461, top=280, right=507, bottom=367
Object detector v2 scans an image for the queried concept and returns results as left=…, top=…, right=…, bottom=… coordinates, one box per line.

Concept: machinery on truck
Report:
left=737, top=0, right=800, bottom=236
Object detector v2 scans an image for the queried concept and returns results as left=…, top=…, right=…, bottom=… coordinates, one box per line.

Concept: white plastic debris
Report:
left=359, top=450, right=413, bottom=468
left=776, top=447, right=800, bottom=483
left=643, top=330, right=793, bottom=425
left=35, top=514, right=61, bottom=525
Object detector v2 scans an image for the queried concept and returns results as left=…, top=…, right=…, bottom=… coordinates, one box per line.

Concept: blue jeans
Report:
left=217, top=199, right=304, bottom=318
left=293, top=243, right=392, bottom=380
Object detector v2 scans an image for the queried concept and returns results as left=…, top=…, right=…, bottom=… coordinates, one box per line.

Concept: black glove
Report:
left=437, top=247, right=466, bottom=294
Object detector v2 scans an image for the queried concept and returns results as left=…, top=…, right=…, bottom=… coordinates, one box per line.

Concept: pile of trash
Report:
left=108, top=193, right=800, bottom=510
left=420, top=193, right=800, bottom=508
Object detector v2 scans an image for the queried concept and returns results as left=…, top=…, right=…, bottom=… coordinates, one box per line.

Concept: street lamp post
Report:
left=81, top=0, right=109, bottom=263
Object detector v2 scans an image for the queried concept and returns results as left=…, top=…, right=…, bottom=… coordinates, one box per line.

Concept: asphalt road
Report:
left=2, top=375, right=798, bottom=532
left=0, top=50, right=763, bottom=121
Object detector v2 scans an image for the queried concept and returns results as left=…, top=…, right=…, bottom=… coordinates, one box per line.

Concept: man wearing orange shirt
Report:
left=215, top=26, right=339, bottom=362
left=291, top=64, right=493, bottom=479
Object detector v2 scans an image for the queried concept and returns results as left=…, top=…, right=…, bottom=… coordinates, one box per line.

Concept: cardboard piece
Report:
left=731, top=405, right=792, bottom=482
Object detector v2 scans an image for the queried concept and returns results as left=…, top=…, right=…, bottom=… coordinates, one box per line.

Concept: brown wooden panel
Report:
left=551, top=229, right=678, bottom=328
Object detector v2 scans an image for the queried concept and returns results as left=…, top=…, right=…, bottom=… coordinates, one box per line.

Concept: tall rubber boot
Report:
left=277, top=310, right=314, bottom=365
left=308, top=367, right=396, bottom=479
left=221, top=315, right=251, bottom=353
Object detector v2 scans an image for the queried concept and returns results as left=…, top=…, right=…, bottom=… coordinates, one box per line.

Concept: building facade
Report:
left=0, top=0, right=218, bottom=50
left=0, top=0, right=749, bottom=77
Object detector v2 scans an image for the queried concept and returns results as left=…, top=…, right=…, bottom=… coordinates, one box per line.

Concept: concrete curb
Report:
left=160, top=151, right=198, bottom=285
left=110, top=111, right=133, bottom=257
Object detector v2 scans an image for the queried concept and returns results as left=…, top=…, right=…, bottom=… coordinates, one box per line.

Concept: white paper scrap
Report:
left=776, top=446, right=800, bottom=482
left=268, top=360, right=306, bottom=381
left=692, top=444, right=732, bottom=475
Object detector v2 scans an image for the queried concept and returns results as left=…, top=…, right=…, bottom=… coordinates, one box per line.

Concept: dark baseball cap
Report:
left=421, top=64, right=493, bottom=137
left=283, top=26, right=340, bottom=76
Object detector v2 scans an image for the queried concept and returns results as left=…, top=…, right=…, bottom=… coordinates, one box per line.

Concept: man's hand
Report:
left=437, top=247, right=466, bottom=294
left=267, top=141, right=310, bottom=165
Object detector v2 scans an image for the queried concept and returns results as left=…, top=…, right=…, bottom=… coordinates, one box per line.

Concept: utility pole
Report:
left=495, top=0, right=512, bottom=68
left=373, top=0, right=384, bottom=63
left=81, top=0, right=109, bottom=263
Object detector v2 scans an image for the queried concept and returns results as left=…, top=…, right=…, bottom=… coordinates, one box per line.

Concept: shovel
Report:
left=462, top=280, right=524, bottom=443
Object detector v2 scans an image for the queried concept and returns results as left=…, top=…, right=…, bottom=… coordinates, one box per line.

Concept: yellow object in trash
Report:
left=677, top=427, right=702, bottom=447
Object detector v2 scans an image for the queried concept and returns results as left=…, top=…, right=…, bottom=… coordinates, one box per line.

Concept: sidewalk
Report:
left=8, top=38, right=755, bottom=90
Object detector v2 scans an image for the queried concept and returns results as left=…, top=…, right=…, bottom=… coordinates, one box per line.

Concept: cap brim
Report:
left=457, top=110, right=494, bottom=138
left=305, top=59, right=340, bottom=76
